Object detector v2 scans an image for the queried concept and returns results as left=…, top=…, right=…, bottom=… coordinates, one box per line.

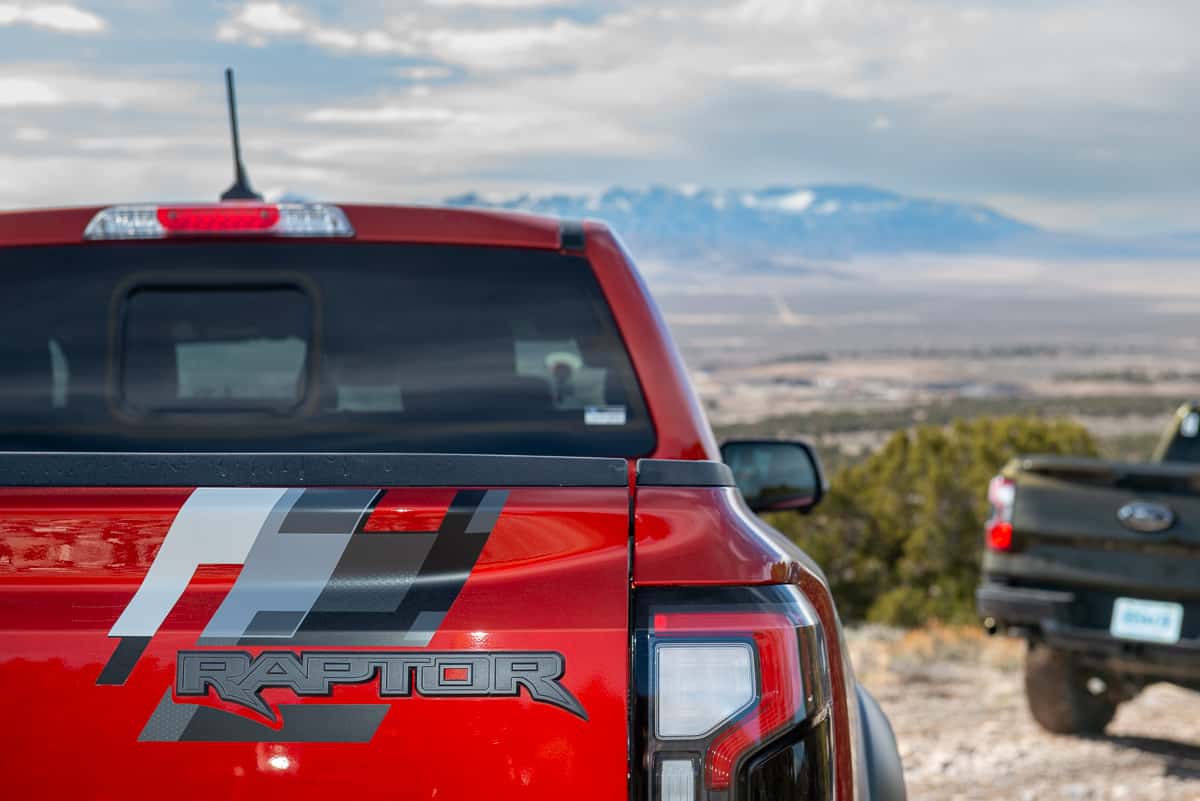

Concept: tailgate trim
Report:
left=636, top=458, right=734, bottom=487
left=0, top=452, right=628, bottom=487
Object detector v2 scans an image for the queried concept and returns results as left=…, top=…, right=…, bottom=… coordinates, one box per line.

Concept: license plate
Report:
left=1110, top=597, right=1184, bottom=644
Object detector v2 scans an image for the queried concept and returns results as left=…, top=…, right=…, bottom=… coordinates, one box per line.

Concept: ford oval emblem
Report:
left=1117, top=501, right=1175, bottom=533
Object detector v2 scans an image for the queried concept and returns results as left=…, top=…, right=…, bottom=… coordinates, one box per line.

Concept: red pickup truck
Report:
left=0, top=201, right=903, bottom=801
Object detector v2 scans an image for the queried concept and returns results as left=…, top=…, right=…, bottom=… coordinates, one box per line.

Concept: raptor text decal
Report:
left=177, top=650, right=586, bottom=720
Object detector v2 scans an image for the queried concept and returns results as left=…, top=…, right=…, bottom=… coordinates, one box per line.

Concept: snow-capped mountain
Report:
left=445, top=184, right=1043, bottom=260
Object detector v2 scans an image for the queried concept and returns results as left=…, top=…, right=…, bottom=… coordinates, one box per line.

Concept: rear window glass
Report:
left=122, top=286, right=312, bottom=413
left=0, top=242, right=654, bottom=457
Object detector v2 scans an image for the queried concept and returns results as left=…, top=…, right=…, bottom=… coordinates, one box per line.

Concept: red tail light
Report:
left=156, top=205, right=280, bottom=232
left=636, top=586, right=831, bottom=801
left=985, top=475, right=1016, bottom=551
left=987, top=520, right=1014, bottom=551
left=703, top=623, right=806, bottom=788
left=651, top=611, right=808, bottom=789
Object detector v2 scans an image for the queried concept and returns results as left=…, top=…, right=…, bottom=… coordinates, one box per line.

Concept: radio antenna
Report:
left=220, top=68, right=262, bottom=201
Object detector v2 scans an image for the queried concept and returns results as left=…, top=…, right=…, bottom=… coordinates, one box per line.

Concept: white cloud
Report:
left=774, top=190, right=815, bottom=213
left=273, top=74, right=667, bottom=199
left=424, top=0, right=574, bottom=7
left=24, top=3, right=104, bottom=31
left=707, top=1, right=1194, bottom=111
left=0, top=68, right=197, bottom=110
left=75, top=136, right=203, bottom=153
left=305, top=105, right=456, bottom=124
left=215, top=3, right=598, bottom=68
left=394, top=65, right=454, bottom=80
left=12, top=126, right=49, bottom=142
left=0, top=3, right=106, bottom=33
left=217, top=2, right=414, bottom=53
left=0, top=77, right=62, bottom=107
left=236, top=2, right=304, bottom=34
left=426, top=18, right=599, bottom=70
left=307, top=26, right=357, bottom=50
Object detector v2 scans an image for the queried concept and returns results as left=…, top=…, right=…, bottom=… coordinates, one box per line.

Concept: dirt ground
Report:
left=847, top=626, right=1200, bottom=801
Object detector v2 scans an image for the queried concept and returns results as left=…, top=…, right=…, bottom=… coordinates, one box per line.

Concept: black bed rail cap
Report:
left=559, top=219, right=586, bottom=251
left=636, top=458, right=734, bottom=488
left=0, top=452, right=628, bottom=488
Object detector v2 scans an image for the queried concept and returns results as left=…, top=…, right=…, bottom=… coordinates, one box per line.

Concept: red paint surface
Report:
left=0, top=486, right=631, bottom=801
left=362, top=488, right=459, bottom=532
left=0, top=206, right=98, bottom=246
left=633, top=487, right=798, bottom=585
left=584, top=225, right=720, bottom=462
left=345, top=204, right=562, bottom=249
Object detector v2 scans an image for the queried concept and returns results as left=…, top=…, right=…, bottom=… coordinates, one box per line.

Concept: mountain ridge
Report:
left=443, top=184, right=1193, bottom=261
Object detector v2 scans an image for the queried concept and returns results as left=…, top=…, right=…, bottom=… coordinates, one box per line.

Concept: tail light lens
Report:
left=634, top=586, right=832, bottom=801
left=659, top=760, right=696, bottom=801
left=656, top=643, right=756, bottom=739
left=986, top=475, right=1016, bottom=551
left=83, top=203, right=354, bottom=240
left=987, top=520, right=1014, bottom=551
left=157, top=205, right=280, bottom=232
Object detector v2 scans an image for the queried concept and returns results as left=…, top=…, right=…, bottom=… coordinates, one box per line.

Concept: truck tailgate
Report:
left=0, top=453, right=631, bottom=800
left=1006, top=457, right=1200, bottom=599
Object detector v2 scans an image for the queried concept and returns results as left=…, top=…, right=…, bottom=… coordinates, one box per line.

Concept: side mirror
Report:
left=720, top=439, right=825, bottom=514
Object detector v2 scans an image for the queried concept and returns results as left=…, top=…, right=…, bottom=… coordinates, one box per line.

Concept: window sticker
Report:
left=1182, top=412, right=1200, bottom=438
left=585, top=405, right=627, bottom=426
left=335, top=384, right=405, bottom=412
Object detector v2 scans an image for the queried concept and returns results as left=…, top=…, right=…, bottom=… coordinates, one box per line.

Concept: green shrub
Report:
left=768, top=416, right=1097, bottom=625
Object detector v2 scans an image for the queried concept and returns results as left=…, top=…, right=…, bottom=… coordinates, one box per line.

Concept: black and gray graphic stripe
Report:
left=139, top=689, right=389, bottom=743
left=99, top=487, right=508, bottom=679
left=287, top=489, right=507, bottom=646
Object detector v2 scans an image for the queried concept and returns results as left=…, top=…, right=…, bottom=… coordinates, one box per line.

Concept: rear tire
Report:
left=1024, top=643, right=1117, bottom=735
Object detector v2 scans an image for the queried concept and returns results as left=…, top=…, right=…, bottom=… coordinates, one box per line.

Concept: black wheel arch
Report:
left=856, top=684, right=907, bottom=801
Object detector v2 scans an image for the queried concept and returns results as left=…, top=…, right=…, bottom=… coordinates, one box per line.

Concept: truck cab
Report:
left=0, top=201, right=903, bottom=801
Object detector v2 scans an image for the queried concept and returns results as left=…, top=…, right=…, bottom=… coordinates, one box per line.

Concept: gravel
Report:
left=847, top=626, right=1200, bottom=801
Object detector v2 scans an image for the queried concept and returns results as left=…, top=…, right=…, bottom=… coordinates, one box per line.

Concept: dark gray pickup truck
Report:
left=978, top=402, right=1200, bottom=734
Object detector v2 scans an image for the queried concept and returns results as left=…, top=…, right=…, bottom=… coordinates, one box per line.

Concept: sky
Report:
left=0, top=0, right=1196, bottom=235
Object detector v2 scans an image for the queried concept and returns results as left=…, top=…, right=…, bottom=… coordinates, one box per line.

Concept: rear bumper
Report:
left=977, top=582, right=1200, bottom=684
left=976, top=583, right=1075, bottom=628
